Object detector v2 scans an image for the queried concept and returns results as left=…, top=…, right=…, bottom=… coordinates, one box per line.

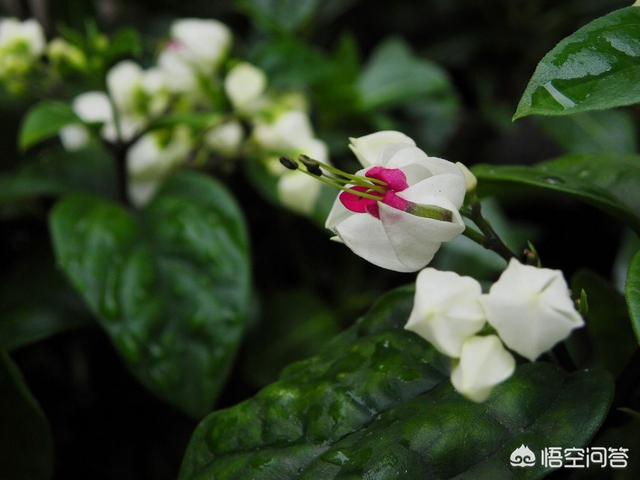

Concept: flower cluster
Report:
left=405, top=259, right=584, bottom=402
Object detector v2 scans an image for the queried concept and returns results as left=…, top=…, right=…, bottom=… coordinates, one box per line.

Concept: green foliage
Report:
left=570, top=270, right=637, bottom=375
left=50, top=172, right=251, bottom=417
left=0, top=146, right=116, bottom=206
left=473, top=154, right=640, bottom=235
left=19, top=101, right=79, bottom=151
left=180, top=288, right=613, bottom=480
left=537, top=110, right=637, bottom=154
left=626, top=250, right=640, bottom=344
left=243, top=289, right=340, bottom=387
left=235, top=0, right=319, bottom=34
left=0, top=352, right=53, bottom=480
left=515, top=6, right=640, bottom=119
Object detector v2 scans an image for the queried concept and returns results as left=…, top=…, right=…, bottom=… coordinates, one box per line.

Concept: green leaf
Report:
left=180, top=287, right=613, bottom=480
left=626, top=250, right=640, bottom=344
left=50, top=172, right=251, bottom=417
left=570, top=270, right=636, bottom=375
left=235, top=0, right=319, bottom=33
left=147, top=112, right=222, bottom=132
left=537, top=110, right=637, bottom=154
left=0, top=352, right=53, bottom=480
left=243, top=289, right=340, bottom=387
left=515, top=6, right=640, bottom=119
left=19, top=101, right=79, bottom=151
left=473, top=154, right=640, bottom=235
left=0, top=248, right=92, bottom=351
left=0, top=145, right=116, bottom=206
left=358, top=38, right=455, bottom=111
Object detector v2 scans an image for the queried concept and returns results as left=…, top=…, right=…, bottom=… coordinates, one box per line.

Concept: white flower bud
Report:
left=170, top=18, right=231, bottom=71
left=224, top=62, right=267, bottom=111
left=480, top=258, right=584, bottom=361
left=405, top=268, right=485, bottom=357
left=0, top=18, right=45, bottom=56
left=205, top=121, right=244, bottom=155
left=59, top=125, right=90, bottom=151
left=451, top=335, right=515, bottom=402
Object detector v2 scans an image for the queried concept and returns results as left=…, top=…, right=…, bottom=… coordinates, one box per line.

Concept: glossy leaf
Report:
left=515, top=6, right=640, bottom=119
left=50, top=172, right=251, bottom=417
left=473, top=154, right=640, bottom=235
left=0, top=352, right=53, bottom=480
left=19, top=101, right=79, bottom=151
left=180, top=288, right=613, bottom=480
left=570, top=270, right=636, bottom=375
left=626, top=250, right=640, bottom=344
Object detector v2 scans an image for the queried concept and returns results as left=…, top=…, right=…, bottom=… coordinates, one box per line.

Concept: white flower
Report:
left=0, top=18, right=45, bottom=56
left=224, top=62, right=267, bottom=111
left=325, top=133, right=466, bottom=272
left=253, top=110, right=314, bottom=152
left=158, top=49, right=197, bottom=92
left=127, top=127, right=192, bottom=207
left=107, top=60, right=145, bottom=113
left=480, top=258, right=584, bottom=361
left=277, top=138, right=329, bottom=215
left=59, top=125, right=90, bottom=151
left=405, top=268, right=485, bottom=357
left=348, top=131, right=415, bottom=167
left=170, top=18, right=231, bottom=70
left=205, top=120, right=244, bottom=155
left=450, top=335, right=516, bottom=402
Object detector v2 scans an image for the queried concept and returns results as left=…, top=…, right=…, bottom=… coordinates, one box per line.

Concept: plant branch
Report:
left=461, top=201, right=519, bottom=262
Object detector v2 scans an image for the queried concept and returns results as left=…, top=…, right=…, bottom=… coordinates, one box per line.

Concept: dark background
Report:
left=0, top=0, right=632, bottom=478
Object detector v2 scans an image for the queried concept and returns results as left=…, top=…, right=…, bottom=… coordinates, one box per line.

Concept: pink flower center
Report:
left=339, top=167, right=410, bottom=218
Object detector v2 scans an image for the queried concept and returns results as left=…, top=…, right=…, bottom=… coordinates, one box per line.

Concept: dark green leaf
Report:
left=0, top=248, right=92, bottom=351
left=0, top=352, right=53, bottom=480
left=537, top=110, right=637, bottom=154
left=243, top=289, right=340, bottom=387
left=50, top=172, right=251, bottom=417
left=473, top=154, right=640, bottom=235
left=570, top=270, right=636, bottom=375
left=626, top=250, right=640, bottom=344
left=19, top=101, right=79, bottom=151
left=0, top=145, right=116, bottom=206
left=180, top=287, right=613, bottom=480
left=515, top=6, right=640, bottom=119
left=358, top=38, right=455, bottom=111
left=235, top=0, right=319, bottom=33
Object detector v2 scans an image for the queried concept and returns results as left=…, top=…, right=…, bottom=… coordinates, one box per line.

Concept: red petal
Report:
left=366, top=166, right=408, bottom=192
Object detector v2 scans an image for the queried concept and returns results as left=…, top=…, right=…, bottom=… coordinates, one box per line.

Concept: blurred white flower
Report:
left=326, top=133, right=466, bottom=272
left=405, top=268, right=485, bottom=357
left=59, top=91, right=113, bottom=149
left=450, top=335, right=515, bottom=402
left=127, top=127, right=192, bottom=207
left=47, top=37, right=86, bottom=70
left=224, top=62, right=266, bottom=111
left=277, top=138, right=329, bottom=215
left=170, top=18, right=231, bottom=70
left=0, top=18, right=45, bottom=56
left=59, top=125, right=90, bottom=151
left=480, top=258, right=584, bottom=361
left=205, top=120, right=243, bottom=156
left=253, top=110, right=314, bottom=152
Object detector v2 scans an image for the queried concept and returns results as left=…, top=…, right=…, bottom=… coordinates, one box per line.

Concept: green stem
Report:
left=462, top=201, right=519, bottom=262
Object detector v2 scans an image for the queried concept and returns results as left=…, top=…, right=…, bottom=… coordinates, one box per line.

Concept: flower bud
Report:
left=405, top=268, right=486, bottom=358
left=480, top=258, right=584, bottom=361
left=451, top=335, right=515, bottom=402
left=224, top=62, right=267, bottom=111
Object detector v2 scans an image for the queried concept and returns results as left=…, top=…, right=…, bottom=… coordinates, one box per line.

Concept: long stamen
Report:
left=298, top=155, right=388, bottom=188
left=279, top=157, right=384, bottom=201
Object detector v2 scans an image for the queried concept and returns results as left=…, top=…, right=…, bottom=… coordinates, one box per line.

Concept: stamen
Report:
left=279, top=157, right=298, bottom=170
left=298, top=154, right=388, bottom=187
